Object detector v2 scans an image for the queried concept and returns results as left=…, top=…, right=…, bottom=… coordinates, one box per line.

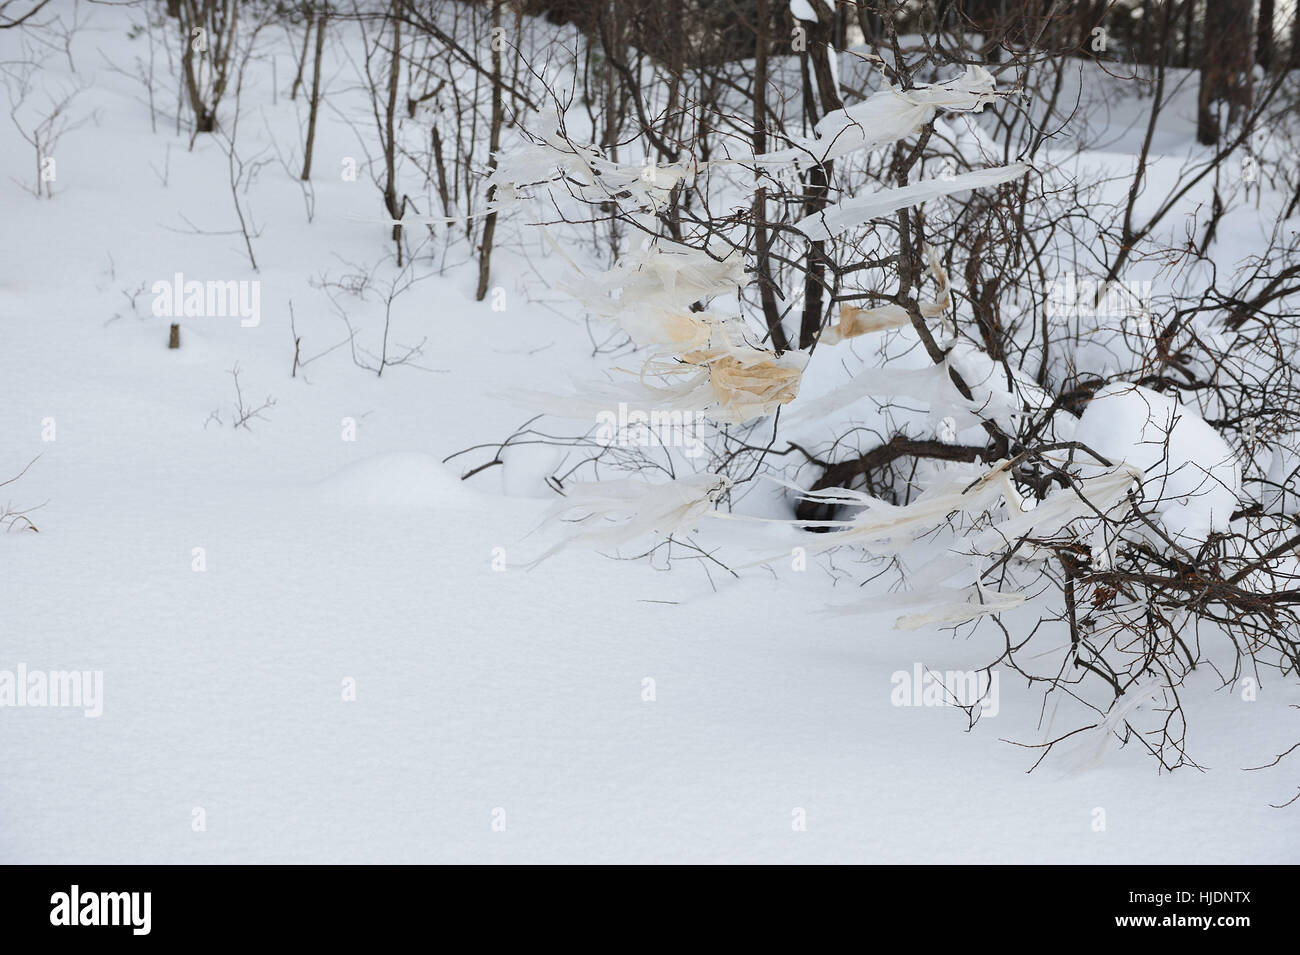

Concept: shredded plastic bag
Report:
left=572, top=240, right=748, bottom=320
left=820, top=246, right=950, bottom=345
left=796, top=163, right=1030, bottom=240
left=525, top=472, right=732, bottom=565
left=819, top=303, right=913, bottom=343
left=706, top=349, right=809, bottom=424
left=489, top=108, right=697, bottom=209
left=757, top=65, right=1003, bottom=167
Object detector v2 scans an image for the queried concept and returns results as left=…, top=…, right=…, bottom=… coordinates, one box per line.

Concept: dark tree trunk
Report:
left=1293, top=2, right=1300, bottom=68
left=291, top=5, right=315, bottom=101
left=856, top=2, right=881, bottom=45
left=476, top=0, right=505, bottom=301
left=961, top=0, right=1004, bottom=63
left=300, top=4, right=327, bottom=179
left=1197, top=0, right=1254, bottom=146
left=1257, top=0, right=1275, bottom=71
left=798, top=3, right=844, bottom=350
left=752, top=0, right=788, bottom=353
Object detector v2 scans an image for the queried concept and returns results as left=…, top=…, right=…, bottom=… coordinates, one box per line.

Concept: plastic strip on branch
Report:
left=795, top=163, right=1032, bottom=241
left=820, top=245, right=950, bottom=345
left=753, top=65, right=1006, bottom=168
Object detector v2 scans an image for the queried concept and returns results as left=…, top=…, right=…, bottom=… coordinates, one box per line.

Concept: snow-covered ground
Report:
left=2, top=3, right=1298, bottom=863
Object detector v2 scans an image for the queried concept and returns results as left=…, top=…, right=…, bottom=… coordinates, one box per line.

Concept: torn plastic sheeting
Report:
left=612, top=308, right=723, bottom=354
left=892, top=584, right=1026, bottom=630
left=525, top=472, right=732, bottom=566
left=825, top=552, right=1025, bottom=629
left=795, top=163, right=1031, bottom=241
left=762, top=462, right=1012, bottom=556
left=794, top=458, right=1130, bottom=561
left=756, top=65, right=1002, bottom=167
left=820, top=246, right=950, bottom=345
left=781, top=359, right=993, bottom=433
left=971, top=463, right=1141, bottom=558
left=511, top=346, right=806, bottom=429
left=490, top=109, right=696, bottom=206
left=572, top=242, right=748, bottom=319
left=818, top=303, right=913, bottom=343
left=706, top=350, right=808, bottom=424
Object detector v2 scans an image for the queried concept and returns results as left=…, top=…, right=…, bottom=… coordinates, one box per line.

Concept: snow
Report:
left=0, top=5, right=1296, bottom=864
left=789, top=0, right=818, bottom=23
left=313, top=451, right=466, bottom=508
left=1074, top=382, right=1241, bottom=544
left=1265, top=442, right=1300, bottom=516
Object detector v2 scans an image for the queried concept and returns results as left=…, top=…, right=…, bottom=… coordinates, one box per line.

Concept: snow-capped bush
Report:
left=427, top=1, right=1300, bottom=774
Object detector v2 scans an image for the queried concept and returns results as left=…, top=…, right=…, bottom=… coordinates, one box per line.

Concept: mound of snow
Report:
left=497, top=442, right=566, bottom=499
left=1074, top=383, right=1240, bottom=544
left=311, top=452, right=465, bottom=509
left=1264, top=442, right=1300, bottom=516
